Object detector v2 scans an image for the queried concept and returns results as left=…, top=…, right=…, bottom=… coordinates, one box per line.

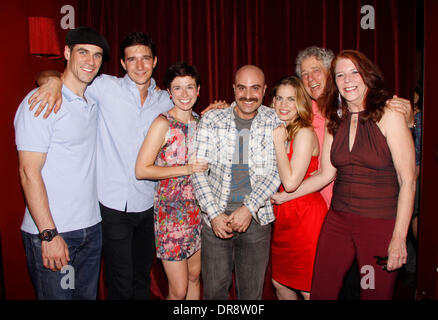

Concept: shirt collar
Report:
left=62, top=84, right=86, bottom=102
left=229, top=101, right=280, bottom=125
left=122, top=74, right=157, bottom=93
left=230, top=101, right=259, bottom=121
left=61, top=84, right=97, bottom=110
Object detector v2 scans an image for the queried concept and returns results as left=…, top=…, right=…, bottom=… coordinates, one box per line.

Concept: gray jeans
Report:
left=201, top=218, right=271, bottom=300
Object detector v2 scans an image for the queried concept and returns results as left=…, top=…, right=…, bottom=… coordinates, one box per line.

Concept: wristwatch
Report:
left=39, top=228, right=58, bottom=242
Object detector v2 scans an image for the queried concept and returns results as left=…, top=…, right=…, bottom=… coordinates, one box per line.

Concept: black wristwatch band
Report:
left=39, top=228, right=58, bottom=242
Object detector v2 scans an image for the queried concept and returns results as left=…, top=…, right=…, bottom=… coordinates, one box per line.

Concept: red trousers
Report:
left=310, top=209, right=398, bottom=300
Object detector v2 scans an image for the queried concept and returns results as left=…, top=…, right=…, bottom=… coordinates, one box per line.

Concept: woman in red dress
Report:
left=270, top=76, right=328, bottom=300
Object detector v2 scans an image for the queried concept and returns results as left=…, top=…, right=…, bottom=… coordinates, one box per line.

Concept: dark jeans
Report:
left=100, top=203, right=155, bottom=300
left=22, top=222, right=102, bottom=300
left=201, top=219, right=271, bottom=300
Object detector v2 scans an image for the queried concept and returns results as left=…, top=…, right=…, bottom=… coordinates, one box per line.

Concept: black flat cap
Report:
left=66, top=26, right=110, bottom=60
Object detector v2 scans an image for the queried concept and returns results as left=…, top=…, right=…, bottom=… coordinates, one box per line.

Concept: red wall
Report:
left=0, top=1, right=77, bottom=299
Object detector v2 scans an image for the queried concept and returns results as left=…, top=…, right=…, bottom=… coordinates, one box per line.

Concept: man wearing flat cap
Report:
left=14, top=27, right=109, bottom=299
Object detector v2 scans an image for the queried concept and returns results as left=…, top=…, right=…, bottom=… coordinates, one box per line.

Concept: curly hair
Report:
left=320, top=50, right=392, bottom=135
left=295, top=46, right=335, bottom=78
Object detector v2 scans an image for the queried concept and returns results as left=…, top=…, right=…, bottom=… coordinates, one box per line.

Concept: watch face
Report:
left=42, top=230, right=52, bottom=241
left=40, top=229, right=57, bottom=241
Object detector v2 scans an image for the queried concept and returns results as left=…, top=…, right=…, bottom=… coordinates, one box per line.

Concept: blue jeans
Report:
left=201, top=219, right=272, bottom=300
left=22, top=223, right=102, bottom=300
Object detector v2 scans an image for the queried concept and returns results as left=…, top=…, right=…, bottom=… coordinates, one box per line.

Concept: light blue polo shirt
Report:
left=14, top=85, right=101, bottom=234
left=86, top=74, right=173, bottom=213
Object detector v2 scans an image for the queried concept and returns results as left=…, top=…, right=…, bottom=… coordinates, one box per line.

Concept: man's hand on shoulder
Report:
left=28, top=76, right=63, bottom=119
left=385, top=95, right=414, bottom=128
left=201, top=100, right=229, bottom=116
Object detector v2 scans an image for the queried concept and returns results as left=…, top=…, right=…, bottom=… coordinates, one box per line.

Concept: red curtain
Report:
left=78, top=0, right=417, bottom=114
left=78, top=0, right=418, bottom=300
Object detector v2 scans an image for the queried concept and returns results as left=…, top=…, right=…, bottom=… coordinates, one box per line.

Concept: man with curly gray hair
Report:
left=295, top=46, right=335, bottom=101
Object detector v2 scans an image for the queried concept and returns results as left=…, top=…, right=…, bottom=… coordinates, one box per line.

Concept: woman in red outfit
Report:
left=270, top=76, right=328, bottom=300
left=284, top=50, right=416, bottom=300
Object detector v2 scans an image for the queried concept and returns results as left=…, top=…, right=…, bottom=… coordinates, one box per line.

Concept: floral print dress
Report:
left=153, top=112, right=201, bottom=261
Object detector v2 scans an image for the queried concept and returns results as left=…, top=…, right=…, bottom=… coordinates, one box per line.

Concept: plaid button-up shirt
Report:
left=192, top=102, right=282, bottom=226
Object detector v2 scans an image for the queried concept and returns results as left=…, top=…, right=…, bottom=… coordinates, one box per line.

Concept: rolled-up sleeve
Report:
left=244, top=126, right=281, bottom=222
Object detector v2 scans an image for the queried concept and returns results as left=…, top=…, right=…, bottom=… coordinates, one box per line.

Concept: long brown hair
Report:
left=271, top=76, right=313, bottom=141
left=319, top=50, right=391, bottom=135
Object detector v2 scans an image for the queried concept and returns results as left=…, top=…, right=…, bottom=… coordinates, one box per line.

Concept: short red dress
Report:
left=271, top=140, right=328, bottom=292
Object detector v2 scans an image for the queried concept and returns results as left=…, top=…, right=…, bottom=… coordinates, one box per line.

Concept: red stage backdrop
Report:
left=78, top=0, right=417, bottom=114
left=77, top=0, right=418, bottom=300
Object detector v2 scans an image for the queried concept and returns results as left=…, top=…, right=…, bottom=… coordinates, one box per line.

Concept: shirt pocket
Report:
left=216, top=128, right=230, bottom=164
left=252, top=136, right=267, bottom=177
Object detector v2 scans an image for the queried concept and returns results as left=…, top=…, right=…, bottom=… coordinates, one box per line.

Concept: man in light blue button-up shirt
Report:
left=89, top=68, right=172, bottom=213
left=31, top=32, right=173, bottom=299
left=92, top=34, right=172, bottom=299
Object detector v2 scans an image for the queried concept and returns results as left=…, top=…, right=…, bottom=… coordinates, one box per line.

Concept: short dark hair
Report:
left=163, top=61, right=200, bottom=90
left=120, top=32, right=156, bottom=60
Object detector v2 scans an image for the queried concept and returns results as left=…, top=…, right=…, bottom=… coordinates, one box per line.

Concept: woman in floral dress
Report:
left=135, top=62, right=207, bottom=300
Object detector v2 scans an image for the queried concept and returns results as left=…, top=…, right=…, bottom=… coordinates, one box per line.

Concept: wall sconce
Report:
left=28, top=16, right=62, bottom=59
